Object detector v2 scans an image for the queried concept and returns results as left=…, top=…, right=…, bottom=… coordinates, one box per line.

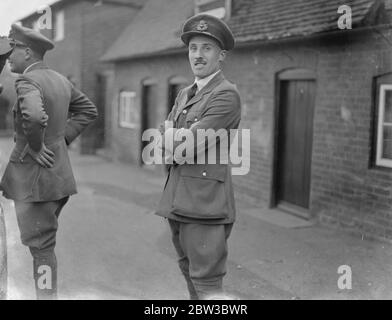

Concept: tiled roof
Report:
left=101, top=0, right=193, bottom=61
left=102, top=0, right=383, bottom=62
left=229, top=0, right=381, bottom=42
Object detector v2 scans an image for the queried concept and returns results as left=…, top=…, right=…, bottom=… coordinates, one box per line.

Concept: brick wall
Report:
left=80, top=2, right=139, bottom=152
left=22, top=1, right=84, bottom=87
left=110, top=27, right=392, bottom=242
left=112, top=54, right=192, bottom=163
left=310, top=30, right=392, bottom=242
left=21, top=1, right=139, bottom=153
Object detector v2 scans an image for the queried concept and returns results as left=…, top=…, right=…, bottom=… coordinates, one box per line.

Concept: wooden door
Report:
left=95, top=74, right=107, bottom=149
left=276, top=79, right=315, bottom=213
left=141, top=84, right=157, bottom=165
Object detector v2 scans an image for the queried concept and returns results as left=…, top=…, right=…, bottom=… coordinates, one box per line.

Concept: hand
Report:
left=158, top=123, right=165, bottom=135
left=189, top=121, right=200, bottom=130
left=41, top=113, right=49, bottom=127
left=21, top=144, right=55, bottom=168
left=159, top=120, right=174, bottom=135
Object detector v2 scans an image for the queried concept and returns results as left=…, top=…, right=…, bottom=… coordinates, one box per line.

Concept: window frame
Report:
left=53, top=10, right=65, bottom=42
left=118, top=91, right=137, bottom=129
left=376, top=84, right=392, bottom=168
left=32, top=20, right=40, bottom=32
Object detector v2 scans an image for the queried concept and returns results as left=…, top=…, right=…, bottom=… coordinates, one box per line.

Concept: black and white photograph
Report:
left=0, top=0, right=392, bottom=305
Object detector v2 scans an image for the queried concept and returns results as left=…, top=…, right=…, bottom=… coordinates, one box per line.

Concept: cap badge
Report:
left=196, top=20, right=208, bottom=32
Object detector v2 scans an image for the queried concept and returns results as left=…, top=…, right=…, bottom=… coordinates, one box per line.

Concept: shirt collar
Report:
left=194, top=70, right=221, bottom=92
left=23, top=61, right=42, bottom=74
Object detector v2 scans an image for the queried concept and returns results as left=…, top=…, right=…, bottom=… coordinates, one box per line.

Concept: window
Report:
left=119, top=91, right=137, bottom=129
left=376, top=84, right=392, bottom=167
left=32, top=20, right=40, bottom=32
left=54, top=10, right=64, bottom=42
left=194, top=0, right=231, bottom=20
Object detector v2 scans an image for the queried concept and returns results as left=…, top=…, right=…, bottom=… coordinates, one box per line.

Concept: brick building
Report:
left=101, top=0, right=392, bottom=242
left=19, top=0, right=143, bottom=153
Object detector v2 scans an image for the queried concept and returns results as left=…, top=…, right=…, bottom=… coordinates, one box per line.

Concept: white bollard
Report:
left=0, top=203, right=7, bottom=300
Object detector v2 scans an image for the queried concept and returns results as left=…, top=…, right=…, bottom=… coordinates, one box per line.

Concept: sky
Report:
left=0, top=0, right=55, bottom=35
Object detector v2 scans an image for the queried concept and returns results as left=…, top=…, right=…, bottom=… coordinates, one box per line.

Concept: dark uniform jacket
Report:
left=0, top=62, right=97, bottom=202
left=156, top=71, right=241, bottom=224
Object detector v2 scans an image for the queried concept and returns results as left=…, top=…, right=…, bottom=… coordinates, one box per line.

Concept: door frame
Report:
left=95, top=72, right=109, bottom=149
left=270, top=68, right=317, bottom=218
left=167, top=75, right=188, bottom=116
left=140, top=78, right=157, bottom=166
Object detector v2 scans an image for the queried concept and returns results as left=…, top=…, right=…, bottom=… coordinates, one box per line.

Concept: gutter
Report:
left=101, top=46, right=187, bottom=63
left=93, top=0, right=143, bottom=9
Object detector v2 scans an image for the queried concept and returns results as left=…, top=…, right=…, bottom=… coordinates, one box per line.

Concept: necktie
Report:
left=186, top=83, right=198, bottom=103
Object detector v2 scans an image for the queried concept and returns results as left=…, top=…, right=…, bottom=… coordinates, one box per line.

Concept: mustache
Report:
left=194, top=59, right=206, bottom=64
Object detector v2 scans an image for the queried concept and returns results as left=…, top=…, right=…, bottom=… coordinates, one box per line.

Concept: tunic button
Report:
left=182, top=110, right=187, bottom=114
left=194, top=118, right=198, bottom=122
left=202, top=171, right=207, bottom=177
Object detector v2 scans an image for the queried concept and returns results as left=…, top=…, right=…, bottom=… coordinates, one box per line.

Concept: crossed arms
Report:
left=159, top=89, right=241, bottom=164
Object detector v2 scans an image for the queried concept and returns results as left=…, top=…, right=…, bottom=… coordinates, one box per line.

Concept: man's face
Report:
left=7, top=45, right=28, bottom=74
left=188, top=35, right=226, bottom=80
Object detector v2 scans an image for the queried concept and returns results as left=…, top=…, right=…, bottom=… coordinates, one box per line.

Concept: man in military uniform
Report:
left=0, top=36, right=13, bottom=301
left=0, top=24, right=97, bottom=299
left=156, top=14, right=241, bottom=300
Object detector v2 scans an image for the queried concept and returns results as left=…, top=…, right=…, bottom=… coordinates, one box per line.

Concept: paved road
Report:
left=1, top=137, right=392, bottom=300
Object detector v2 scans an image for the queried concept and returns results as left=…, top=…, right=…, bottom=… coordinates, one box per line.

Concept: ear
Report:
left=24, top=47, right=32, bottom=60
left=219, top=50, right=227, bottom=62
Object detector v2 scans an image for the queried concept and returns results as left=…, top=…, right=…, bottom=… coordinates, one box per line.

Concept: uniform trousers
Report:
left=14, top=197, right=69, bottom=300
left=168, top=219, right=233, bottom=300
